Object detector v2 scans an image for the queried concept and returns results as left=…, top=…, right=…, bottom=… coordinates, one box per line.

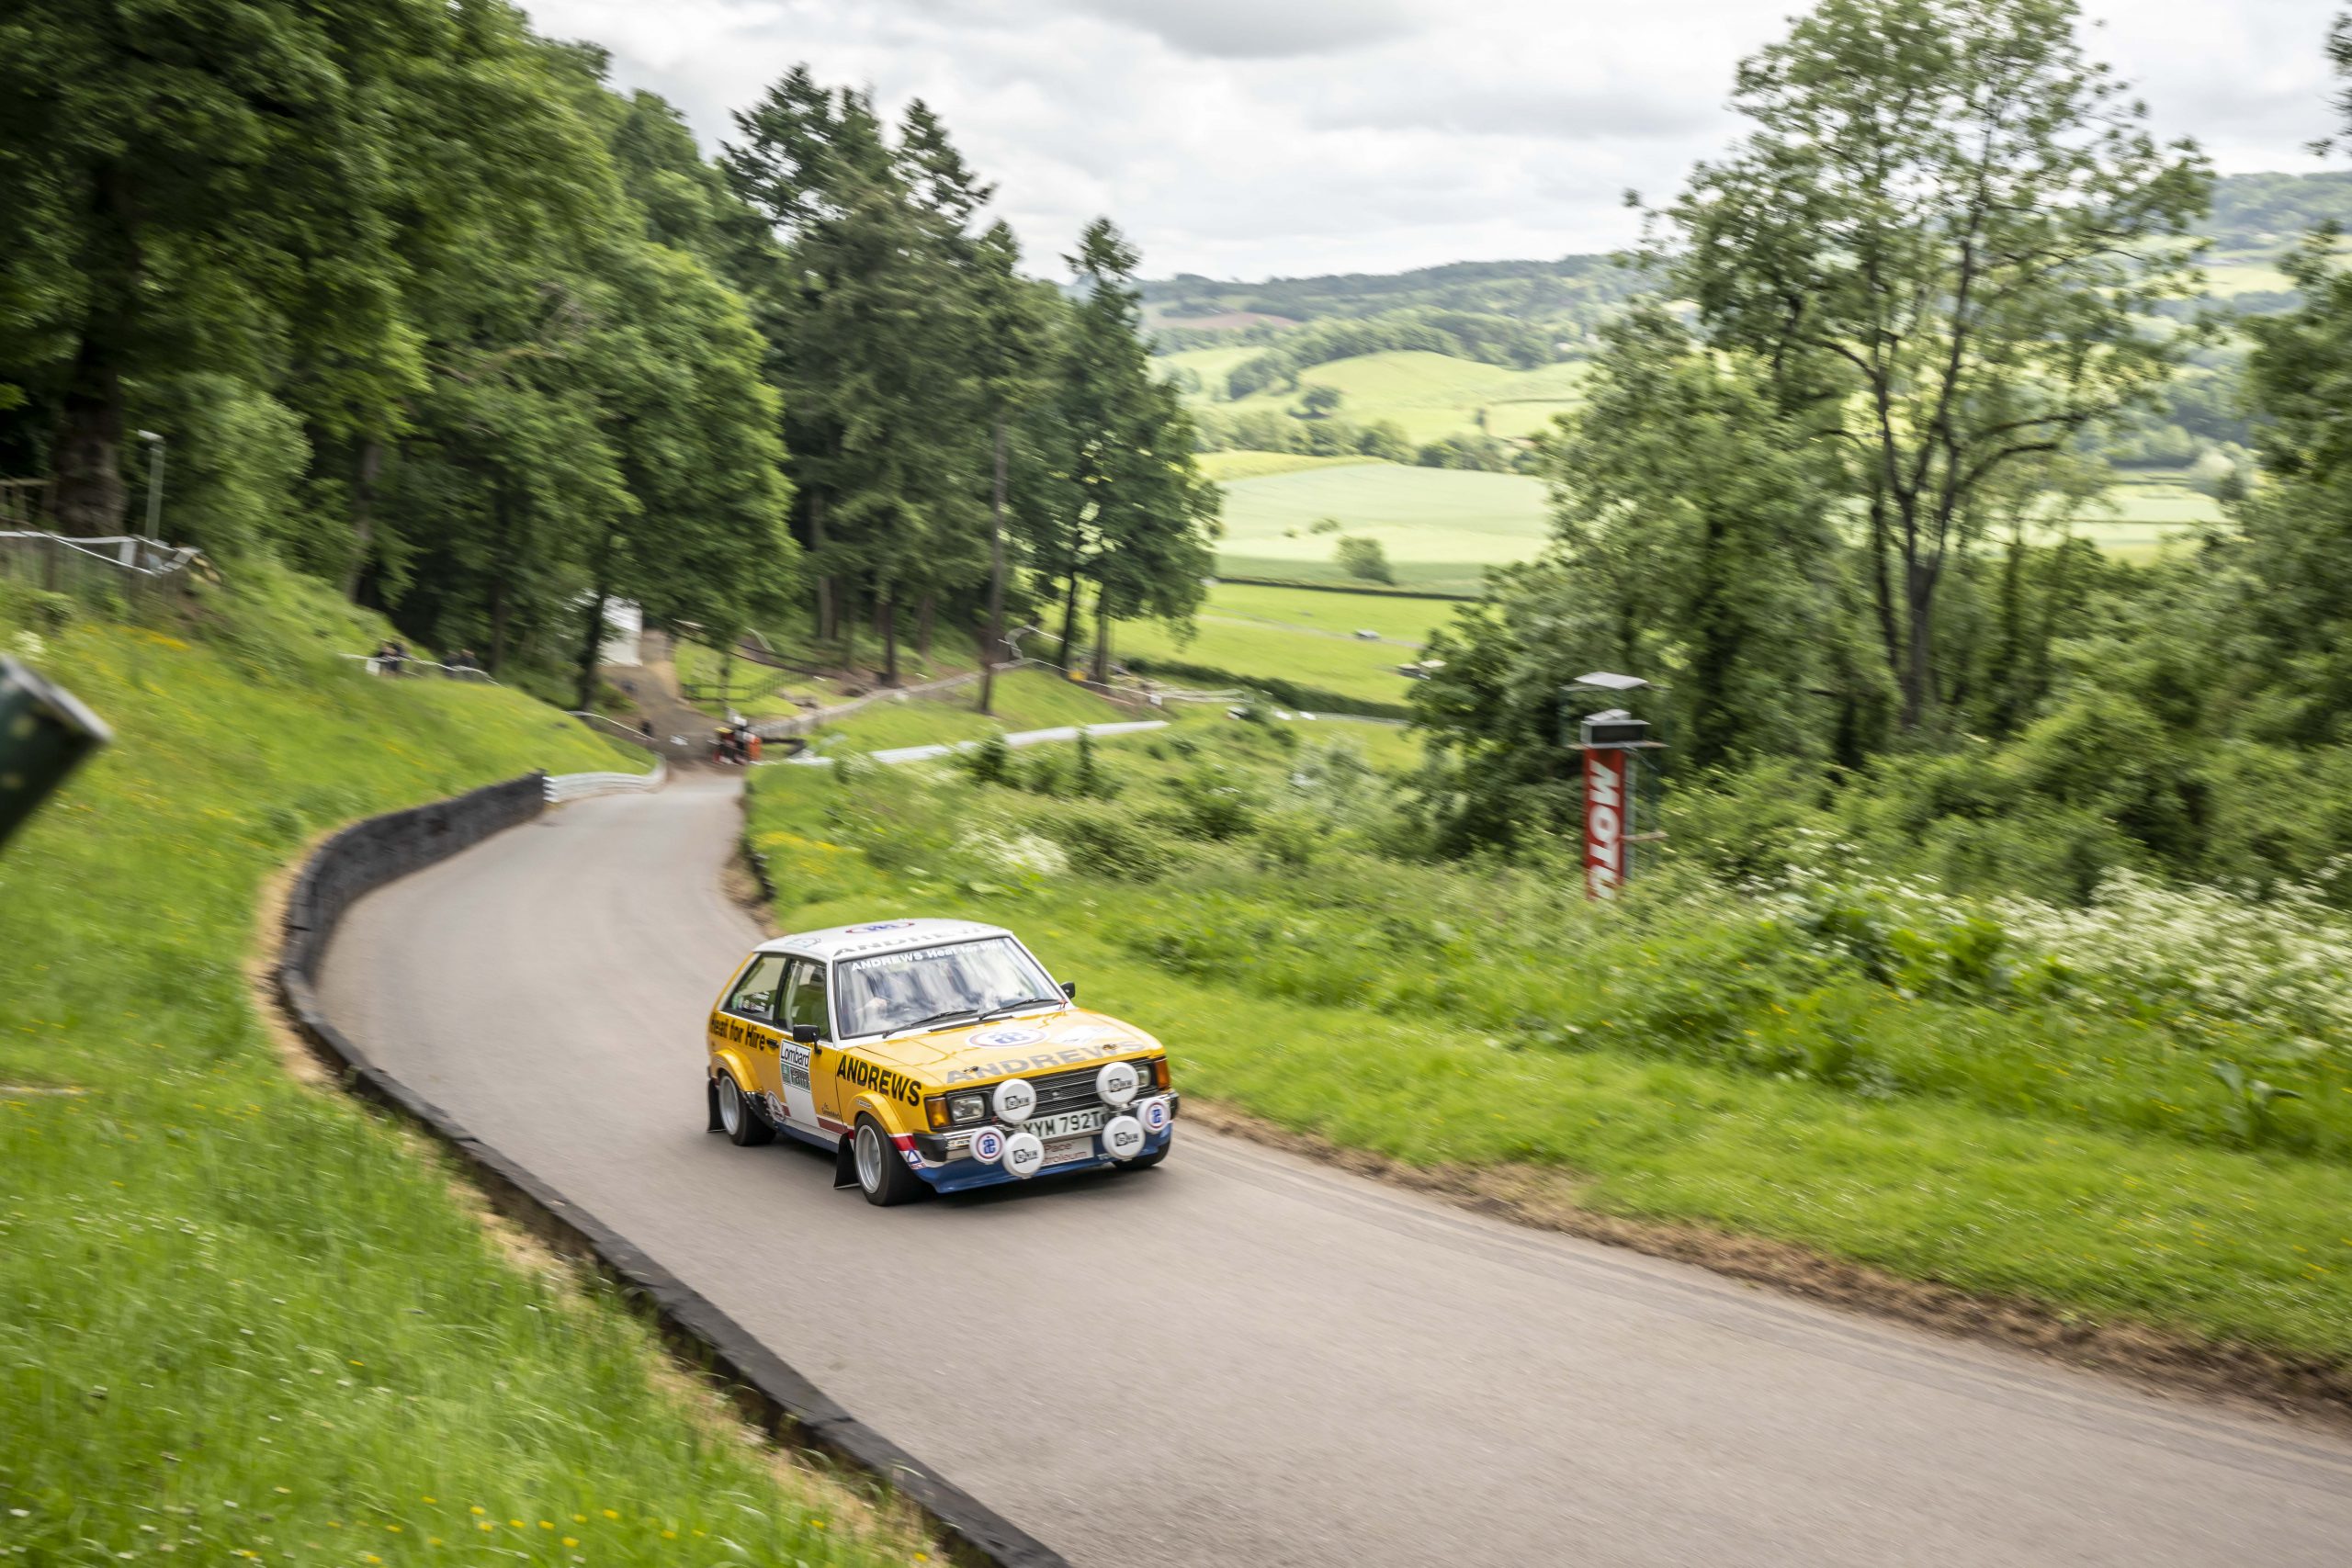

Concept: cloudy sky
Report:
left=519, top=0, right=2345, bottom=280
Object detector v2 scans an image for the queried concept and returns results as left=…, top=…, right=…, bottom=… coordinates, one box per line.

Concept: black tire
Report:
left=1125, top=1132, right=1173, bottom=1170
left=853, top=1114, right=928, bottom=1206
left=716, top=1071, right=775, bottom=1146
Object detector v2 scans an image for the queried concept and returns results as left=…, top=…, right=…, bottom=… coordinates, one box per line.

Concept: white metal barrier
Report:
left=544, top=759, right=668, bottom=805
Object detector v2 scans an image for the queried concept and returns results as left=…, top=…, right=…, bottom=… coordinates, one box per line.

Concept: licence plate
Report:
left=1042, top=1134, right=1096, bottom=1167
left=1025, top=1108, right=1106, bottom=1139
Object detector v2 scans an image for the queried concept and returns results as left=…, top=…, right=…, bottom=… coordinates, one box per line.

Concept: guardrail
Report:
left=544, top=759, right=667, bottom=804
left=0, top=530, right=208, bottom=606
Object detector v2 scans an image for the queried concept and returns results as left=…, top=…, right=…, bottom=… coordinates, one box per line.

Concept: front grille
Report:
left=1027, top=1065, right=1107, bottom=1116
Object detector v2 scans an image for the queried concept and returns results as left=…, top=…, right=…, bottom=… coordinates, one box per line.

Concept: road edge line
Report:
left=269, top=772, right=1070, bottom=1568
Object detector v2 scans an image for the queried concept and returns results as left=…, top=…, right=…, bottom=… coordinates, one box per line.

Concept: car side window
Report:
left=783, top=958, right=831, bottom=1037
left=727, top=953, right=787, bottom=1021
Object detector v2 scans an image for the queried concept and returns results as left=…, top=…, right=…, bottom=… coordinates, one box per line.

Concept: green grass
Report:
left=1202, top=349, right=1592, bottom=447
left=747, top=722, right=2352, bottom=1359
left=1114, top=583, right=1454, bottom=707
left=808, top=668, right=1132, bottom=752
left=1216, top=460, right=1551, bottom=592
left=1193, top=451, right=1379, bottom=482
left=0, top=570, right=934, bottom=1565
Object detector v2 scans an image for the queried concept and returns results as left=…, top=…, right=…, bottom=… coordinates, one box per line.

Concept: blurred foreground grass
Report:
left=0, top=570, right=934, bottom=1565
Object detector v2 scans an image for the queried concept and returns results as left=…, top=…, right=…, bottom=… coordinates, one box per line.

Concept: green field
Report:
left=748, top=721, right=2352, bottom=1362
left=805, top=668, right=1132, bottom=751
left=1115, top=582, right=1455, bottom=707
left=1194, top=451, right=1380, bottom=481
left=1172, top=347, right=1592, bottom=447
left=1214, top=460, right=1551, bottom=592
left=0, top=572, right=935, bottom=1567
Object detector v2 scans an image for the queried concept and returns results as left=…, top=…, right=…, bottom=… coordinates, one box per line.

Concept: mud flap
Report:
left=706, top=1075, right=724, bottom=1134
left=833, top=1135, right=860, bottom=1190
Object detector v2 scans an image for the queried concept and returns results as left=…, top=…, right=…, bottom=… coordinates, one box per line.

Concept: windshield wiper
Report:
left=886, top=1010, right=979, bottom=1040
left=977, top=995, right=1065, bottom=1024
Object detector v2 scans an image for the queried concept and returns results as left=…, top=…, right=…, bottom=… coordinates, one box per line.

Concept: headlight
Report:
left=1096, top=1059, right=1141, bottom=1108
left=949, top=1092, right=987, bottom=1125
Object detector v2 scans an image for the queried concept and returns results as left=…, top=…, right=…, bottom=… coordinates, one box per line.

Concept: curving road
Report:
left=316, top=773, right=2352, bottom=1568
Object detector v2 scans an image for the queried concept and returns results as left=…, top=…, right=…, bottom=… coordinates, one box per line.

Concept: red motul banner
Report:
left=1583, top=747, right=1629, bottom=900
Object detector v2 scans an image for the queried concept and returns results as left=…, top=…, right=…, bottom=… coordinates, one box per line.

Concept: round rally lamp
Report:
left=1102, top=1114, right=1147, bottom=1161
left=993, top=1077, right=1037, bottom=1123
left=969, top=1126, right=1006, bottom=1166
left=1096, top=1059, right=1140, bottom=1109
left=1001, top=1131, right=1046, bottom=1179
left=1138, top=1098, right=1171, bottom=1136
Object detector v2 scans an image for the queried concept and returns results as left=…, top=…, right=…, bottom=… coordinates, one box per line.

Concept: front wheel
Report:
left=1125, top=1134, right=1173, bottom=1170
left=717, top=1072, right=775, bottom=1146
left=853, top=1115, right=928, bottom=1206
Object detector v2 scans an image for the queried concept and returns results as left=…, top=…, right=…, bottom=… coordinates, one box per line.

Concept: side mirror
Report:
left=1061, top=980, right=1078, bottom=1000
left=792, top=1024, right=822, bottom=1045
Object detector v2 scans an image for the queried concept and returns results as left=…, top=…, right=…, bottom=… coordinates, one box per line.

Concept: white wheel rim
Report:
left=718, top=1077, right=743, bottom=1135
left=855, top=1124, right=885, bottom=1191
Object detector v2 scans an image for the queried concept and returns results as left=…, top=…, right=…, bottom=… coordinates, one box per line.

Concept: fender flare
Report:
left=710, top=1047, right=761, bottom=1101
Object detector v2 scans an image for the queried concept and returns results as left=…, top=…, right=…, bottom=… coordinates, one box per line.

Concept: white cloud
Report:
left=519, top=0, right=2345, bottom=280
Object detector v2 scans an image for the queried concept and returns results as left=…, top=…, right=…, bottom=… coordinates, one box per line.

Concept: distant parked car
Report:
left=705, top=919, right=1177, bottom=1204
left=1354, top=628, right=1379, bottom=640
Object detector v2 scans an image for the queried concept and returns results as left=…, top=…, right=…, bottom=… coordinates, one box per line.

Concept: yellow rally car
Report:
left=703, top=918, right=1177, bottom=1204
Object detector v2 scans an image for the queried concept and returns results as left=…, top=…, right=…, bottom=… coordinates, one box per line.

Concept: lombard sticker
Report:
left=779, top=1042, right=812, bottom=1091
left=969, top=1026, right=1046, bottom=1050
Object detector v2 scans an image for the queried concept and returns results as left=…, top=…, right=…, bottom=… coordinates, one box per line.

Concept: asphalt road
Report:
left=316, top=773, right=2352, bottom=1567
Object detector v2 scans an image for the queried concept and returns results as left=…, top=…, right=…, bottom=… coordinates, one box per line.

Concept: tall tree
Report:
left=0, top=0, right=432, bottom=534
left=1655, top=0, right=2211, bottom=730
left=1047, top=219, right=1219, bottom=679
left=965, top=221, right=1054, bottom=715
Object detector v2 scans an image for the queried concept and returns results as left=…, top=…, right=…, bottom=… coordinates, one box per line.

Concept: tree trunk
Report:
left=1899, top=559, right=1937, bottom=730
left=575, top=581, right=609, bottom=712
left=809, top=491, right=835, bottom=644
left=488, top=491, right=513, bottom=674
left=879, top=588, right=899, bottom=687
left=342, top=437, right=384, bottom=600
left=1090, top=592, right=1112, bottom=684
left=49, top=338, right=127, bottom=536
left=916, top=591, right=934, bottom=658
left=489, top=577, right=510, bottom=674
left=1058, top=568, right=1081, bottom=671
left=979, top=419, right=1009, bottom=716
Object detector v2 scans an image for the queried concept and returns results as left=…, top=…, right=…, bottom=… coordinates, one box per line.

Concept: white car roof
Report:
left=755, top=918, right=1012, bottom=963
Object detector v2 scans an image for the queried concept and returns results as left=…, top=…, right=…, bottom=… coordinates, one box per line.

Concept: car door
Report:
left=775, top=956, right=830, bottom=1134
left=716, top=953, right=789, bottom=1118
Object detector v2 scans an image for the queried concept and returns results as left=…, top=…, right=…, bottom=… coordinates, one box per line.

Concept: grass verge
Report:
left=745, top=717, right=2352, bottom=1389
left=0, top=570, right=939, bottom=1564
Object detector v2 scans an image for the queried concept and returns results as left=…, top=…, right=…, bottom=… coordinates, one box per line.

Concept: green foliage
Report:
left=746, top=722, right=2352, bottom=1355
left=0, top=583, right=924, bottom=1564
left=1655, top=0, right=2213, bottom=732
left=1333, top=535, right=1395, bottom=584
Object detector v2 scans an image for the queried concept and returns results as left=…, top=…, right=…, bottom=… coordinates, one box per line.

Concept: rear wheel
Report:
left=717, top=1072, right=775, bottom=1146
left=853, top=1114, right=927, bottom=1206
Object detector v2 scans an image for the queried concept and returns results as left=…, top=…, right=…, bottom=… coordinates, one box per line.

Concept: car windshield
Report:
left=834, top=938, right=1058, bottom=1037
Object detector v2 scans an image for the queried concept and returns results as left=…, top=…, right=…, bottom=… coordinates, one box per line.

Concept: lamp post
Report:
left=136, top=429, right=165, bottom=544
